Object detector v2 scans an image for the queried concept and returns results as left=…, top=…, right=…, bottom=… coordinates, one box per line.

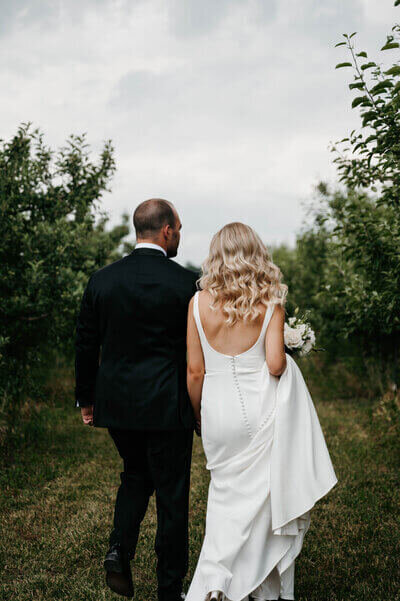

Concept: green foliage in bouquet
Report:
left=0, top=124, right=129, bottom=433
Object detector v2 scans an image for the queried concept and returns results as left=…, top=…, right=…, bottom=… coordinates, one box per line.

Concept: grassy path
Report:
left=1, top=373, right=399, bottom=601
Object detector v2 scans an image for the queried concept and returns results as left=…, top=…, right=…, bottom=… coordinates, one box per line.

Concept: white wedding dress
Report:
left=185, top=292, right=337, bottom=601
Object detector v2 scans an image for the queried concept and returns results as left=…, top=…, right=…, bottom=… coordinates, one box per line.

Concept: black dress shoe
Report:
left=104, top=543, right=134, bottom=598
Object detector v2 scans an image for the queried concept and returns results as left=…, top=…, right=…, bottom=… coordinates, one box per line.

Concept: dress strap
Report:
left=193, top=291, right=207, bottom=345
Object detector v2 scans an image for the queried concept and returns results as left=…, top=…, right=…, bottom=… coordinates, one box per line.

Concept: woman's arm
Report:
left=265, top=303, right=287, bottom=376
left=186, top=296, right=205, bottom=428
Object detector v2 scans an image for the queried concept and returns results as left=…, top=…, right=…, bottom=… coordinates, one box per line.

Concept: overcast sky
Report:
left=1, top=0, right=398, bottom=265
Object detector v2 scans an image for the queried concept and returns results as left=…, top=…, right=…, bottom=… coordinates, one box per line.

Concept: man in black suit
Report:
left=75, top=199, right=198, bottom=601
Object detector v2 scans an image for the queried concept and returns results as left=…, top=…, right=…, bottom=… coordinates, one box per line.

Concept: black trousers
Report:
left=108, top=427, right=193, bottom=601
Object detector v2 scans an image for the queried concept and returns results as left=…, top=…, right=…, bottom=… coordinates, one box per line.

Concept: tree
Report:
left=309, top=8, right=400, bottom=385
left=333, top=22, right=400, bottom=208
left=270, top=3, right=400, bottom=396
left=0, top=124, right=129, bottom=431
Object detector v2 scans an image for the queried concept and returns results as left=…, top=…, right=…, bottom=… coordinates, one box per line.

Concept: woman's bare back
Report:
left=197, top=290, right=268, bottom=357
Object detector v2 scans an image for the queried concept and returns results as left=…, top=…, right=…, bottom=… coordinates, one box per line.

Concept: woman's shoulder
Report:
left=188, top=289, right=206, bottom=311
left=197, top=289, right=215, bottom=309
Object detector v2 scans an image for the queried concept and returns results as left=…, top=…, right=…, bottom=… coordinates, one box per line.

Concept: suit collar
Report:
left=131, top=247, right=167, bottom=257
left=135, top=242, right=167, bottom=256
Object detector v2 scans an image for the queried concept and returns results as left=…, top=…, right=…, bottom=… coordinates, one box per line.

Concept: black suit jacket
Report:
left=74, top=248, right=198, bottom=430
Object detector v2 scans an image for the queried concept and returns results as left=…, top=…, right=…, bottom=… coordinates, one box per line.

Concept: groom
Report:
left=75, top=199, right=198, bottom=600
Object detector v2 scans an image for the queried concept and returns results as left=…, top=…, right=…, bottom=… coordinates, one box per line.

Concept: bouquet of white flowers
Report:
left=284, top=311, right=317, bottom=357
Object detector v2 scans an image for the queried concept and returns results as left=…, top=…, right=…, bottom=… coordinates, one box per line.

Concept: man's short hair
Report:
left=133, top=198, right=176, bottom=238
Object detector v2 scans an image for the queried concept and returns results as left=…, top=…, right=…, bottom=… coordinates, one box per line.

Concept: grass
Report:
left=0, top=368, right=399, bottom=601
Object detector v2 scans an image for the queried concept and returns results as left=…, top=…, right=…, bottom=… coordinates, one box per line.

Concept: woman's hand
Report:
left=195, top=416, right=201, bottom=437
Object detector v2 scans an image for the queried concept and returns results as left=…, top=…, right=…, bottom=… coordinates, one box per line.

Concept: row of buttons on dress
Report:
left=255, top=405, right=275, bottom=434
left=230, top=356, right=276, bottom=439
left=230, top=356, right=253, bottom=439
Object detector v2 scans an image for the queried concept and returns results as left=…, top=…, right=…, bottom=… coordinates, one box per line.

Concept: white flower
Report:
left=300, top=339, right=314, bottom=356
left=298, top=327, right=316, bottom=356
left=298, top=323, right=307, bottom=337
left=285, top=315, right=317, bottom=357
left=284, top=323, right=304, bottom=349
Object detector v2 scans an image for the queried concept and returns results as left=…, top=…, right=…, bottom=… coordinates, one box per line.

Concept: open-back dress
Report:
left=185, top=291, right=337, bottom=601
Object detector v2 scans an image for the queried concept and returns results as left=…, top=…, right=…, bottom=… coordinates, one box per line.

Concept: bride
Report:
left=185, top=222, right=337, bottom=601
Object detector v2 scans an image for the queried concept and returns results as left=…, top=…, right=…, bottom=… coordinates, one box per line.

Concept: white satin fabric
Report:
left=186, top=292, right=337, bottom=601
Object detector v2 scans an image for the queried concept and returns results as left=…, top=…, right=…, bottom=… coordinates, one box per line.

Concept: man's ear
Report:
left=163, top=224, right=172, bottom=240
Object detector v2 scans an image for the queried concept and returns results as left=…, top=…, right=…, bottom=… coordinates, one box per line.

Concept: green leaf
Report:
left=349, top=82, right=365, bottom=90
left=361, top=110, right=377, bottom=125
left=381, top=42, right=400, bottom=50
left=335, top=42, right=347, bottom=47
left=352, top=96, right=368, bottom=108
left=349, top=32, right=357, bottom=39
left=370, top=80, right=394, bottom=95
left=357, top=51, right=368, bottom=58
left=361, top=62, right=376, bottom=71
left=385, top=65, right=400, bottom=76
left=395, top=0, right=400, bottom=6
left=336, top=62, right=353, bottom=69
left=365, top=135, right=377, bottom=144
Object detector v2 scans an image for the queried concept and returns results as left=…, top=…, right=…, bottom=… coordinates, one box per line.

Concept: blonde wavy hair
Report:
left=198, top=222, right=288, bottom=325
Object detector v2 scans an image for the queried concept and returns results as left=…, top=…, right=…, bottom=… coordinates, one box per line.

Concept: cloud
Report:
left=0, top=0, right=124, bottom=35
left=167, top=0, right=277, bottom=38
left=0, top=0, right=398, bottom=266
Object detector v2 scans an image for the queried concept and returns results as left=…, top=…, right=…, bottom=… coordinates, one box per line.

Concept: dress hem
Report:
left=200, top=518, right=309, bottom=601
left=272, top=476, right=338, bottom=532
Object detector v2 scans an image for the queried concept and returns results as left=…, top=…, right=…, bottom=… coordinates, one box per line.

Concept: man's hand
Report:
left=81, top=405, right=94, bottom=426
